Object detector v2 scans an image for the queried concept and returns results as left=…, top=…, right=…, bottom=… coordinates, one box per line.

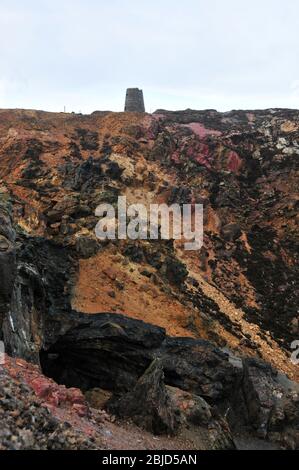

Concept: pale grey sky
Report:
left=1, top=0, right=299, bottom=113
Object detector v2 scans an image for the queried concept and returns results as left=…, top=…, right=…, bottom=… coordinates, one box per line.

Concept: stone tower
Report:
left=124, top=88, right=145, bottom=112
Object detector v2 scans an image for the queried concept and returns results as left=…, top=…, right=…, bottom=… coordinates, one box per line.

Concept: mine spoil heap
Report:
left=0, top=106, right=298, bottom=450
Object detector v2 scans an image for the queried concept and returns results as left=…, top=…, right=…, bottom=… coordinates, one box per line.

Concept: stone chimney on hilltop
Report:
left=124, top=88, right=145, bottom=112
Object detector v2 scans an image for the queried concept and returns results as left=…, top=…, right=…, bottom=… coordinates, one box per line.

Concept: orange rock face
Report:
left=0, top=107, right=298, bottom=381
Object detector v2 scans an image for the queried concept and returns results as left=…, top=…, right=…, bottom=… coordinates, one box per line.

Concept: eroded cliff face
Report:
left=0, top=107, right=298, bottom=449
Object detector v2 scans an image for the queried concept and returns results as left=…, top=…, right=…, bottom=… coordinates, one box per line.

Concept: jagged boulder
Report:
left=242, top=358, right=299, bottom=449
left=166, top=386, right=212, bottom=426
left=109, top=360, right=179, bottom=435
left=168, top=386, right=236, bottom=450
left=243, top=358, right=278, bottom=438
left=160, top=337, right=242, bottom=402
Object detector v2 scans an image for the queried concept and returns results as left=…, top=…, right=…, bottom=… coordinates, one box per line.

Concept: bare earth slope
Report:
left=0, top=108, right=298, bottom=449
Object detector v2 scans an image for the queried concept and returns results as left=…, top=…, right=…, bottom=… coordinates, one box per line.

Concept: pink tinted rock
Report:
left=72, top=403, right=90, bottom=418
left=183, top=123, right=222, bottom=139
left=30, top=377, right=53, bottom=400
left=67, top=388, right=86, bottom=405
left=228, top=150, right=242, bottom=173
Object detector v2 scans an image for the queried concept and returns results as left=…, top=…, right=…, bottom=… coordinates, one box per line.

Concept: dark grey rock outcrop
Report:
left=0, top=205, right=16, bottom=335
left=109, top=359, right=179, bottom=435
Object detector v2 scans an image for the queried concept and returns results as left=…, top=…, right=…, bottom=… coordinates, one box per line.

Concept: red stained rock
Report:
left=67, top=388, right=86, bottom=405
left=228, top=150, right=242, bottom=173
left=183, top=122, right=222, bottom=139
left=72, top=403, right=90, bottom=418
left=30, top=377, right=53, bottom=400
left=2, top=355, right=91, bottom=426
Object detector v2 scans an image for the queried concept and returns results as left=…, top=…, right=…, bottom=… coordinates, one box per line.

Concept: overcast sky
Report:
left=1, top=0, right=299, bottom=113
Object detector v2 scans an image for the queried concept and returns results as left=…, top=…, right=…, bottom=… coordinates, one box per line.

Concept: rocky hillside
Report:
left=0, top=107, right=298, bottom=450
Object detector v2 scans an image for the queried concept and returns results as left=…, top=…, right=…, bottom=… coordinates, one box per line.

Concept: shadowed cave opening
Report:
left=39, top=313, right=165, bottom=396
left=39, top=342, right=152, bottom=395
left=40, top=349, right=101, bottom=392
